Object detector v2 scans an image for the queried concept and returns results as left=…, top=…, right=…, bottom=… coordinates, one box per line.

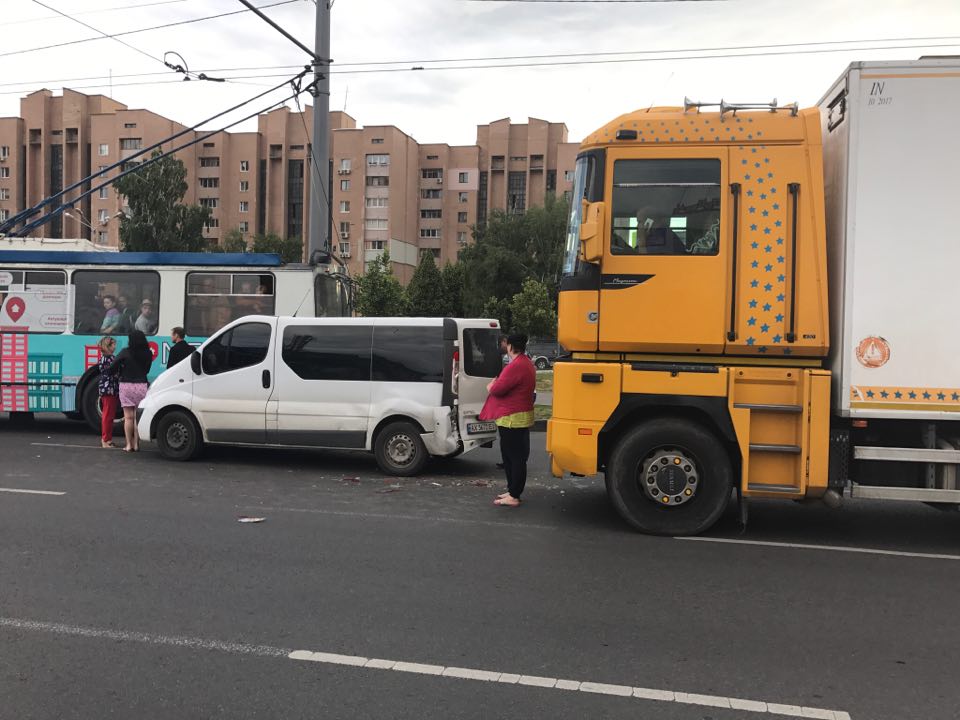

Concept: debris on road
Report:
left=378, top=484, right=402, bottom=494
left=237, top=516, right=265, bottom=523
left=470, top=479, right=490, bottom=487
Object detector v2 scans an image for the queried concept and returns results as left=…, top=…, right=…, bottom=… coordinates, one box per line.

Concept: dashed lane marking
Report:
left=0, top=487, right=65, bottom=496
left=0, top=617, right=852, bottom=719
left=676, top=536, right=960, bottom=561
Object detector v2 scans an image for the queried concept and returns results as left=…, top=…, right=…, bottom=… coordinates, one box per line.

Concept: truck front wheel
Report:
left=606, top=418, right=732, bottom=536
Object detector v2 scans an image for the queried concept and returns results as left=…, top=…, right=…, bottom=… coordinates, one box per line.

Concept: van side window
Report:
left=462, top=329, right=502, bottom=378
left=282, top=325, right=372, bottom=381
left=201, top=322, right=271, bottom=375
left=185, top=272, right=275, bottom=337
left=372, top=325, right=443, bottom=382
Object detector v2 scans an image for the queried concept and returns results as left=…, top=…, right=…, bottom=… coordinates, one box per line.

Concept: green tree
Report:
left=355, top=251, right=408, bottom=317
left=221, top=228, right=248, bottom=253
left=459, top=194, right=568, bottom=318
left=251, top=233, right=303, bottom=264
left=440, top=261, right=465, bottom=317
left=508, top=278, right=557, bottom=338
left=482, top=295, right=512, bottom=332
left=406, top=253, right=446, bottom=317
left=113, top=151, right=210, bottom=252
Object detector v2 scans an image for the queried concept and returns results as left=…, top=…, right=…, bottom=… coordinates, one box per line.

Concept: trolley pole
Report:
left=308, top=0, right=331, bottom=261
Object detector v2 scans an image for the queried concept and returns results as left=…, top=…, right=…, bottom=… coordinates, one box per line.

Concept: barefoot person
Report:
left=479, top=333, right=536, bottom=507
left=97, top=336, right=120, bottom=448
left=106, top=330, right=153, bottom=452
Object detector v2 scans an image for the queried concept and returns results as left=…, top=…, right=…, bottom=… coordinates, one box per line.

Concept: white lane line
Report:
left=0, top=487, right=65, bottom=496
left=0, top=615, right=852, bottom=719
left=288, top=649, right=852, bottom=719
left=30, top=442, right=102, bottom=450
left=248, top=505, right=560, bottom=531
left=0, top=617, right=285, bottom=657
left=676, top=536, right=960, bottom=561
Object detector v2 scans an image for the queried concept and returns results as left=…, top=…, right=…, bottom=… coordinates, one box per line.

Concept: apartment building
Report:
left=0, top=88, right=577, bottom=282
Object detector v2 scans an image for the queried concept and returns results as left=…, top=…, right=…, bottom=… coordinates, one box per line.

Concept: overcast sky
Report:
left=2, top=0, right=959, bottom=147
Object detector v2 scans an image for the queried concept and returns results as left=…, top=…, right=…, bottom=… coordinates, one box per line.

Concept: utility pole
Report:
left=308, top=0, right=331, bottom=261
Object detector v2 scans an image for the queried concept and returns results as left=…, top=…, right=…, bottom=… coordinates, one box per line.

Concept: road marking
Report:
left=0, top=487, right=65, bottom=496
left=30, top=442, right=103, bottom=450
left=0, top=617, right=285, bottom=657
left=0, top=616, right=852, bottom=719
left=248, top=505, right=560, bottom=531
left=676, top=536, right=960, bottom=561
left=289, top=647, right=852, bottom=719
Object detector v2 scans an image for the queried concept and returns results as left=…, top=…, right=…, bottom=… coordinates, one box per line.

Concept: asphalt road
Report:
left=2, top=414, right=960, bottom=720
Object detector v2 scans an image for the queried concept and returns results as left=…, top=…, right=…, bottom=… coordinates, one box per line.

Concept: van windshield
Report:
left=462, top=328, right=501, bottom=378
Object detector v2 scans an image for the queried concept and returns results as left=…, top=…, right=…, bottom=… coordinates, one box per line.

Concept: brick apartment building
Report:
left=0, top=89, right=577, bottom=281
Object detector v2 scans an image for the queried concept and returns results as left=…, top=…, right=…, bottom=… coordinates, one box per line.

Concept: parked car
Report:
left=526, top=339, right=561, bottom=370
left=138, top=316, right=503, bottom=475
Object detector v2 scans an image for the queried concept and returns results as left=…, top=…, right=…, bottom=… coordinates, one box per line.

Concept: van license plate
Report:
left=467, top=422, right=496, bottom=434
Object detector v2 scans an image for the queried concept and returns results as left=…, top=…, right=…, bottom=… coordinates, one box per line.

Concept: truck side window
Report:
left=610, top=159, right=721, bottom=256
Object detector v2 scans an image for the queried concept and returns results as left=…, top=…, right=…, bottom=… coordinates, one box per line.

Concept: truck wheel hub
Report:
left=640, top=449, right=699, bottom=506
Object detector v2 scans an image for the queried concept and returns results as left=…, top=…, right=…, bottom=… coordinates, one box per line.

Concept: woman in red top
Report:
left=479, top=333, right=536, bottom=507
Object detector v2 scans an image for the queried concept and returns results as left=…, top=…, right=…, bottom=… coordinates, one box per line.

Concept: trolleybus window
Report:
left=72, top=270, right=160, bottom=335
left=185, top=272, right=275, bottom=337
left=0, top=269, right=68, bottom=334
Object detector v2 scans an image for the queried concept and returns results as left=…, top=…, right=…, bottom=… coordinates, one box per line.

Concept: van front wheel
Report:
left=374, top=421, right=428, bottom=476
left=156, top=410, right=203, bottom=461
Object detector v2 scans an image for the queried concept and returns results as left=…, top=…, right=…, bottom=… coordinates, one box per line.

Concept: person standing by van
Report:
left=167, top=327, right=193, bottom=369
left=480, top=333, right=536, bottom=507
left=97, top=336, right=120, bottom=448
left=106, top=330, right=153, bottom=452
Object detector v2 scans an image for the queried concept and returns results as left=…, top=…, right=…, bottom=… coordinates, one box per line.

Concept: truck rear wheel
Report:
left=606, top=418, right=732, bottom=536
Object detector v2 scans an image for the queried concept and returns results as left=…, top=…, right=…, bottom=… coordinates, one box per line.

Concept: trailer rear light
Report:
left=578, top=428, right=593, bottom=436
left=489, top=322, right=498, bottom=327
left=852, top=420, right=868, bottom=428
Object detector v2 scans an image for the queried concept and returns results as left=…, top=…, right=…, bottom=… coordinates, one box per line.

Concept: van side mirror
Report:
left=580, top=200, right=605, bottom=264
left=190, top=351, right=202, bottom=376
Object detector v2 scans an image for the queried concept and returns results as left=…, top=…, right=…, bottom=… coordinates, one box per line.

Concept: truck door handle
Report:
left=786, top=183, right=800, bottom=343
left=262, top=369, right=271, bottom=388
left=727, top=182, right=742, bottom=341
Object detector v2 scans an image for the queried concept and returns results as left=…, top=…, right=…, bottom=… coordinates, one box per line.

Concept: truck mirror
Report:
left=580, top=200, right=604, bottom=263
left=190, top=351, right=202, bottom=375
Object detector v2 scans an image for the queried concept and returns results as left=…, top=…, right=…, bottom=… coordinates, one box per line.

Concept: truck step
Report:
left=747, top=483, right=803, bottom=494
left=749, top=443, right=802, bottom=454
left=853, top=446, right=960, bottom=464
left=849, top=483, right=960, bottom=503
left=734, top=403, right=803, bottom=414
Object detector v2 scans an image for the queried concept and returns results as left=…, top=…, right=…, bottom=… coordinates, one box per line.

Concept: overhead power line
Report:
left=0, top=34, right=956, bottom=91
left=10, top=73, right=318, bottom=238
left=0, top=0, right=299, bottom=60
left=1, top=69, right=311, bottom=236
left=5, top=0, right=191, bottom=26
left=31, top=0, right=166, bottom=68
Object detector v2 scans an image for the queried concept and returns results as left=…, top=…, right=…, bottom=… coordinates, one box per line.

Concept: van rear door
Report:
left=455, top=320, right=502, bottom=442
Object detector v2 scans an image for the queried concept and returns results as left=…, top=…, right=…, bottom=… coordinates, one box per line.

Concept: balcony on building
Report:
left=269, top=144, right=283, bottom=160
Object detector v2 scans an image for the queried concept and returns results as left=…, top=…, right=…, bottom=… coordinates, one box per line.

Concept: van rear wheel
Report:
left=156, top=410, right=203, bottom=461
left=374, top=421, right=428, bottom=476
left=606, top=418, right=732, bottom=536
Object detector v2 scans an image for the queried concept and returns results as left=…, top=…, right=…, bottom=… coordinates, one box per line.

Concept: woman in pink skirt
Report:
left=104, top=329, right=153, bottom=452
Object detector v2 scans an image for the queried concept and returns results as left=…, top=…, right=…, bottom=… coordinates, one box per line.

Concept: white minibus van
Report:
left=137, top=316, right=504, bottom=475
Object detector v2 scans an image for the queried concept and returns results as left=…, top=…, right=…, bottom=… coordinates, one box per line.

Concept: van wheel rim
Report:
left=386, top=433, right=416, bottom=466
left=638, top=447, right=699, bottom=507
left=165, top=421, right=189, bottom=451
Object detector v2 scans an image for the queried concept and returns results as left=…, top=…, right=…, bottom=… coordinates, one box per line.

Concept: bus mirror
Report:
left=580, top=201, right=604, bottom=263
left=190, top=351, right=202, bottom=375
